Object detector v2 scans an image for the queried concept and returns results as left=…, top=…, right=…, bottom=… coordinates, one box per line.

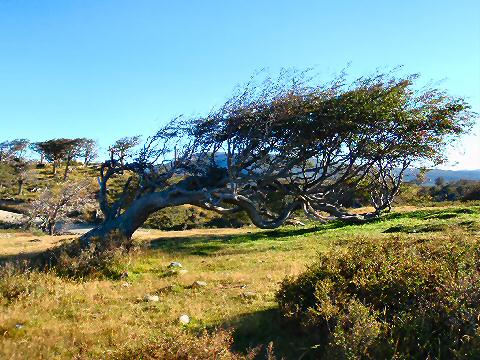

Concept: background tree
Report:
left=80, top=69, right=474, bottom=247
left=61, top=138, right=84, bottom=180
left=0, top=139, right=32, bottom=195
left=108, top=136, right=141, bottom=166
left=11, top=159, right=34, bottom=195
left=434, top=176, right=446, bottom=186
left=77, top=138, right=98, bottom=166
left=0, top=163, right=15, bottom=193
left=33, top=138, right=82, bottom=177
left=414, top=167, right=429, bottom=185
left=0, top=139, right=29, bottom=162
left=26, top=180, right=95, bottom=235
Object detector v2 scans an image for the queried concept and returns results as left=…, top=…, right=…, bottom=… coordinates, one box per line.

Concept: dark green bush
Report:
left=418, top=180, right=480, bottom=202
left=276, top=237, right=480, bottom=359
left=144, top=205, right=249, bottom=230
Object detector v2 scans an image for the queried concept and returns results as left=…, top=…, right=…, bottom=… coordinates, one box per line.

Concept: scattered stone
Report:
left=121, top=271, right=129, bottom=279
left=168, top=261, right=183, bottom=268
left=15, top=323, right=24, bottom=329
left=177, top=269, right=188, bottom=275
left=144, top=294, right=159, bottom=302
left=179, top=314, right=190, bottom=325
left=241, top=291, right=257, bottom=299
left=121, top=282, right=131, bottom=288
left=191, top=280, right=207, bottom=288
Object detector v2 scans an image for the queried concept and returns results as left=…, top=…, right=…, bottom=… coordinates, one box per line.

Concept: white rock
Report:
left=144, top=294, right=159, bottom=302
left=191, top=280, right=208, bottom=288
left=168, top=261, right=183, bottom=268
left=179, top=314, right=190, bottom=325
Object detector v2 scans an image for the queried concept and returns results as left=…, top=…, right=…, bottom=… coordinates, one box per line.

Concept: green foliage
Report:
left=144, top=205, right=248, bottom=230
left=0, top=162, right=15, bottom=192
left=277, top=237, right=480, bottom=359
left=420, top=180, right=480, bottom=202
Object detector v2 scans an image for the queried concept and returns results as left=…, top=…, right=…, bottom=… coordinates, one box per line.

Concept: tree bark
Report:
left=79, top=188, right=208, bottom=248
left=48, top=221, right=55, bottom=236
left=63, top=158, right=72, bottom=181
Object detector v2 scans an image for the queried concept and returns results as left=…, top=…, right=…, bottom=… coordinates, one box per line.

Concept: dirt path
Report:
left=0, top=209, right=25, bottom=223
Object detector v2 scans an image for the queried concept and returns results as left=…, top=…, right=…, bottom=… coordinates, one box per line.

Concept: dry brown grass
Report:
left=0, top=232, right=74, bottom=257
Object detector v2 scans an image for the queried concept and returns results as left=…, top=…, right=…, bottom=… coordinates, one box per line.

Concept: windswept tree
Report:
left=77, top=138, right=98, bottom=166
left=61, top=138, right=84, bottom=180
left=27, top=180, right=95, bottom=235
left=80, top=69, right=474, bottom=247
left=108, top=135, right=141, bottom=166
left=33, top=138, right=83, bottom=177
left=0, top=139, right=29, bottom=162
left=0, top=139, right=33, bottom=194
left=33, top=139, right=69, bottom=175
left=11, top=159, right=34, bottom=195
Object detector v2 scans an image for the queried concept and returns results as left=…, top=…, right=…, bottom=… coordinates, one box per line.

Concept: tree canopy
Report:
left=81, top=69, right=474, bottom=244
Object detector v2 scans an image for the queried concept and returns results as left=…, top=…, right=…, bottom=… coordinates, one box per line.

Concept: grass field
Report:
left=1, top=204, right=480, bottom=359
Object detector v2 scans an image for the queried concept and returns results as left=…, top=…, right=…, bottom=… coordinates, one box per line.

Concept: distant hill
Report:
left=200, top=152, right=480, bottom=186
left=403, top=168, right=480, bottom=186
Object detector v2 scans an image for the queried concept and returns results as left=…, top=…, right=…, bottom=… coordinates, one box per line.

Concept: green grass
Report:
left=1, top=204, right=480, bottom=359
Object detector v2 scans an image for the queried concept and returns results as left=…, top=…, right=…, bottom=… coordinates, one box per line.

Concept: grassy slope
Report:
left=1, top=204, right=480, bottom=359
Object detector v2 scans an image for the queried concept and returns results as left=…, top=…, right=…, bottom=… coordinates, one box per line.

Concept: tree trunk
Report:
left=17, top=180, right=23, bottom=195
left=79, top=188, right=208, bottom=249
left=52, top=161, right=57, bottom=175
left=48, top=221, right=55, bottom=236
left=63, top=158, right=71, bottom=181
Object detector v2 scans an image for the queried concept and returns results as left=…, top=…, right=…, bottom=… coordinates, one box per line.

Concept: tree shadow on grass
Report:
left=382, top=206, right=478, bottom=221
left=147, top=225, right=337, bottom=257
left=221, top=308, right=320, bottom=359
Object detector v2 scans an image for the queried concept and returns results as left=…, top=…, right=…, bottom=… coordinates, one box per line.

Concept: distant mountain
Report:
left=403, top=168, right=480, bottom=186
left=207, top=152, right=480, bottom=186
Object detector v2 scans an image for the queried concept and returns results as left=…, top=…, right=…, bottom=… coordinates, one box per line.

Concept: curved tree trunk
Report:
left=79, top=188, right=208, bottom=248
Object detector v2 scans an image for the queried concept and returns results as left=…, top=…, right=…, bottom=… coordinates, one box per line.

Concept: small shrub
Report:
left=0, top=265, right=58, bottom=304
left=276, top=237, right=480, bottom=359
left=144, top=205, right=249, bottom=230
left=51, top=232, right=133, bottom=279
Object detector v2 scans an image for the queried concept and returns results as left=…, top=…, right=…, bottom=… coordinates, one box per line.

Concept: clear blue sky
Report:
left=1, top=0, right=479, bottom=168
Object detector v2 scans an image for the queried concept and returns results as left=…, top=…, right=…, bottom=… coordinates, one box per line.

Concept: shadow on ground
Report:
left=147, top=224, right=342, bottom=256
left=219, top=308, right=320, bottom=359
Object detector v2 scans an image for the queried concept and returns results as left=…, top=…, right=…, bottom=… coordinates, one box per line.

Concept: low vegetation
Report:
left=1, top=204, right=480, bottom=359
left=277, top=235, right=480, bottom=359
